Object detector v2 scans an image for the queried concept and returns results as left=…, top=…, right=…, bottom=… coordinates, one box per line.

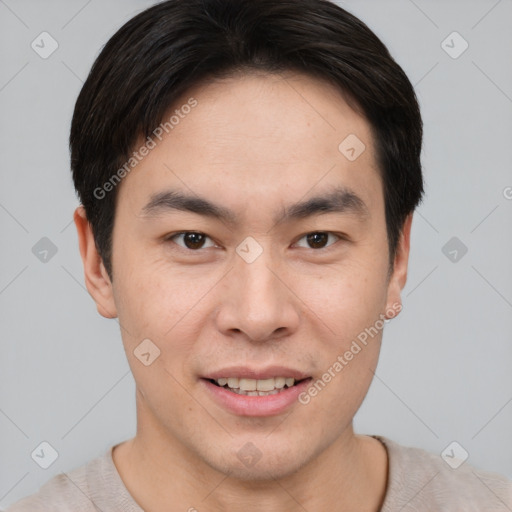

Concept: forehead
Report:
left=118, top=71, right=382, bottom=220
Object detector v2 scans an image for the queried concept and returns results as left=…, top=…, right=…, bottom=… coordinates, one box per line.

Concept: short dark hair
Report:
left=70, top=0, right=424, bottom=280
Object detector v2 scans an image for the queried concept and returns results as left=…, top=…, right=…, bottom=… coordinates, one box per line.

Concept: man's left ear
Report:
left=384, top=213, right=413, bottom=317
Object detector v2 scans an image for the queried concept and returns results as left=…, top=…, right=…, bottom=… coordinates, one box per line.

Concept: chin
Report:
left=201, top=439, right=314, bottom=482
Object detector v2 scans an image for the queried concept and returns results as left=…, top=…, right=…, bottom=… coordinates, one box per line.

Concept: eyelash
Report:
left=164, top=231, right=346, bottom=252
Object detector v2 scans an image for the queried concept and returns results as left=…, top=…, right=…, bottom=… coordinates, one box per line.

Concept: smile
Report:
left=202, top=376, right=313, bottom=416
left=210, top=376, right=302, bottom=396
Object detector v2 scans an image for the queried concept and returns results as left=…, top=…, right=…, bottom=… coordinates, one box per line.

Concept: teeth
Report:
left=256, top=378, right=275, bottom=391
left=227, top=377, right=239, bottom=389
left=213, top=376, right=297, bottom=392
left=259, top=390, right=279, bottom=396
left=239, top=378, right=257, bottom=391
left=274, top=377, right=286, bottom=389
left=229, top=388, right=281, bottom=396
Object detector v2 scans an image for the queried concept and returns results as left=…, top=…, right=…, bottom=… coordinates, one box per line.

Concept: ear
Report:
left=74, top=206, right=118, bottom=319
left=384, top=213, right=413, bottom=318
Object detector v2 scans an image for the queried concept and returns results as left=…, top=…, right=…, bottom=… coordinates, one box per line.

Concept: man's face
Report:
left=91, top=72, right=408, bottom=480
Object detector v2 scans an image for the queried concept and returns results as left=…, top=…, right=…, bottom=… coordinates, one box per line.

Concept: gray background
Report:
left=1, top=0, right=511, bottom=507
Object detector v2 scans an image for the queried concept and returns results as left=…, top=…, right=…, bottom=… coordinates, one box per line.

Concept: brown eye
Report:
left=295, top=232, right=341, bottom=250
left=168, top=232, right=215, bottom=250
left=307, top=232, right=328, bottom=249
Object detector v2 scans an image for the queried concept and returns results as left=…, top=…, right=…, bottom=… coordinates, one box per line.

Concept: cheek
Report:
left=316, top=346, right=381, bottom=433
left=293, top=258, right=389, bottom=336
left=112, top=267, right=205, bottom=407
left=302, top=254, right=389, bottom=414
left=112, top=260, right=222, bottom=365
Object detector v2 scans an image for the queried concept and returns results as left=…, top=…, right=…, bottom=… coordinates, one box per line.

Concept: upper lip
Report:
left=203, top=366, right=311, bottom=381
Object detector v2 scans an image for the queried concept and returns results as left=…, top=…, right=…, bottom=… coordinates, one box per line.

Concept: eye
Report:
left=294, top=231, right=343, bottom=250
left=166, top=232, right=217, bottom=251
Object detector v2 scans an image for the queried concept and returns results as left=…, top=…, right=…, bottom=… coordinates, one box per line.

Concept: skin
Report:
left=74, top=71, right=413, bottom=511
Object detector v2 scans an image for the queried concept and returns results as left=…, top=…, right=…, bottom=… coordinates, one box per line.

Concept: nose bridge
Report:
left=215, top=239, right=299, bottom=342
left=237, top=244, right=283, bottom=317
left=240, top=252, right=279, bottom=303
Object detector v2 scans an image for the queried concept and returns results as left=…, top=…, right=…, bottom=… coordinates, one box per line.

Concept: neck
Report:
left=113, top=391, right=388, bottom=511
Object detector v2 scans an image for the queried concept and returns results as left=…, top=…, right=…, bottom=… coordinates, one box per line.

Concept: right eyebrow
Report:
left=141, top=189, right=237, bottom=226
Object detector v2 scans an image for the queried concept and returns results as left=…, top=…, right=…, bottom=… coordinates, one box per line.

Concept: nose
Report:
left=214, top=247, right=301, bottom=343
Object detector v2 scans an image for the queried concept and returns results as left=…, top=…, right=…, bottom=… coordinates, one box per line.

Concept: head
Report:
left=72, top=0, right=423, bottom=481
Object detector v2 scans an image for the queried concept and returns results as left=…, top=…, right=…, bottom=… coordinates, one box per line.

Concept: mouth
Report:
left=206, top=376, right=311, bottom=396
left=200, top=368, right=313, bottom=416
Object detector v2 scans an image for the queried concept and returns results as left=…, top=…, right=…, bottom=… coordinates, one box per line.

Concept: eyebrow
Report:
left=140, top=186, right=370, bottom=226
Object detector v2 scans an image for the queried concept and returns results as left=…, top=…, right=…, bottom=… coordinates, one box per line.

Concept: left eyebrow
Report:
left=276, top=186, right=370, bottom=225
left=140, top=186, right=370, bottom=226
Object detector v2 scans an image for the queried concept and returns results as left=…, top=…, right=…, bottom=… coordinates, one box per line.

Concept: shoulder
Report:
left=4, top=449, right=115, bottom=512
left=376, top=436, right=512, bottom=512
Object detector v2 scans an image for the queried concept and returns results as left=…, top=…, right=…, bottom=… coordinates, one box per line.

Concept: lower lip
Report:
left=201, top=378, right=312, bottom=417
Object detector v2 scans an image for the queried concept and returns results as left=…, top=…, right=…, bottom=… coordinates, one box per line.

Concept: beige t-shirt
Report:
left=6, top=436, right=512, bottom=511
